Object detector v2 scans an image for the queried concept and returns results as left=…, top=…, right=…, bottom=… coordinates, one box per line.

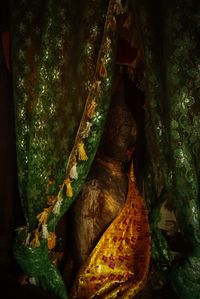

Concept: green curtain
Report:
left=10, top=0, right=200, bottom=298
left=10, top=0, right=119, bottom=298
left=135, top=1, right=200, bottom=298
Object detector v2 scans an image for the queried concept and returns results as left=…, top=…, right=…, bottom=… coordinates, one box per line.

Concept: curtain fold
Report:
left=10, top=0, right=200, bottom=298
left=135, top=1, right=200, bottom=298
left=10, top=0, right=119, bottom=298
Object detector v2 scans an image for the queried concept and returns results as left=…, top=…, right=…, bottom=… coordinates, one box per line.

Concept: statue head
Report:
left=99, top=86, right=137, bottom=163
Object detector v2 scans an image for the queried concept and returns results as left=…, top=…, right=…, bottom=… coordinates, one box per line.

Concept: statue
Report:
left=71, top=68, right=137, bottom=271
left=65, top=68, right=151, bottom=298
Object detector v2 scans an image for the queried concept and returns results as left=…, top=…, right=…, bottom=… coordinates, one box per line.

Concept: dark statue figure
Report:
left=71, top=69, right=137, bottom=273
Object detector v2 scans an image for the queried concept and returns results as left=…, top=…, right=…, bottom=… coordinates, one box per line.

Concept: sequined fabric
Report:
left=70, top=163, right=151, bottom=299
left=10, top=1, right=118, bottom=298
left=10, top=0, right=115, bottom=229
left=134, top=1, right=200, bottom=298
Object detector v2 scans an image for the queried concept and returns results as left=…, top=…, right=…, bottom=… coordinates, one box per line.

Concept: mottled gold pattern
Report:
left=71, top=163, right=151, bottom=298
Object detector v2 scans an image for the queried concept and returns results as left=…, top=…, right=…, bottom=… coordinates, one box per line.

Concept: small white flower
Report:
left=93, top=111, right=102, bottom=123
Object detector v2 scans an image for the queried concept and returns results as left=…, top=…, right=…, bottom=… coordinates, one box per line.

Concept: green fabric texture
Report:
left=10, top=0, right=118, bottom=298
left=10, top=0, right=200, bottom=298
left=14, top=234, right=68, bottom=299
left=135, top=0, right=200, bottom=298
left=11, top=0, right=114, bottom=228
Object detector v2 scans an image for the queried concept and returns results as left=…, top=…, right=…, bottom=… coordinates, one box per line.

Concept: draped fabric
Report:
left=9, top=0, right=200, bottom=298
left=10, top=0, right=119, bottom=298
left=70, top=162, right=151, bottom=299
left=134, top=1, right=200, bottom=298
left=10, top=0, right=116, bottom=229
